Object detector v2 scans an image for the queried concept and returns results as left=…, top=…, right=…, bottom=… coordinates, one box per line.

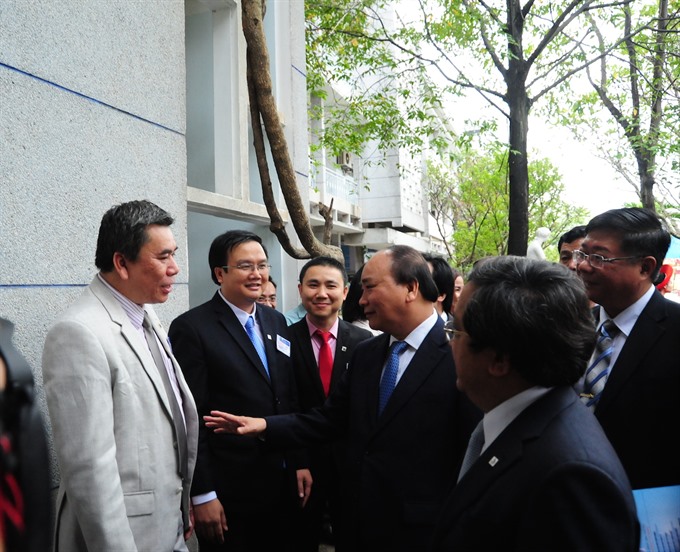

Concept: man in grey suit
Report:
left=42, top=200, right=198, bottom=552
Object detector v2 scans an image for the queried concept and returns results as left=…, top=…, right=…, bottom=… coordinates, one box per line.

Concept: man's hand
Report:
left=193, top=498, right=228, bottom=544
left=296, top=469, right=313, bottom=508
left=183, top=504, right=195, bottom=541
left=204, top=411, right=267, bottom=435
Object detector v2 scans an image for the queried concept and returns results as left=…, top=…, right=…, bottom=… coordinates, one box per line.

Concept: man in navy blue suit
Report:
left=574, top=207, right=680, bottom=489
left=204, top=245, right=480, bottom=552
left=168, top=230, right=311, bottom=552
left=431, top=255, right=639, bottom=551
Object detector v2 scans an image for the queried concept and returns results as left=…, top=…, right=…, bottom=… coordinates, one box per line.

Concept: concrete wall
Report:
left=0, top=0, right=189, bottom=481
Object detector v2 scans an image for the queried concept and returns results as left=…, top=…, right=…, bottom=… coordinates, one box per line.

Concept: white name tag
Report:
left=276, top=335, right=291, bottom=357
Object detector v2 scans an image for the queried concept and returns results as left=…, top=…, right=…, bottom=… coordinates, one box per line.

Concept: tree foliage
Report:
left=547, top=0, right=680, bottom=213
left=306, top=0, right=675, bottom=254
left=426, top=147, right=589, bottom=272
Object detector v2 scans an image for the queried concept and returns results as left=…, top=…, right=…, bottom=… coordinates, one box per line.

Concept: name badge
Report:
left=276, top=335, right=291, bottom=357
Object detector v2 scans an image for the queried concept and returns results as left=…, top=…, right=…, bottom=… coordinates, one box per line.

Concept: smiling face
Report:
left=299, top=264, right=348, bottom=328
left=216, top=240, right=269, bottom=313
left=118, top=224, right=179, bottom=305
left=576, top=229, right=654, bottom=317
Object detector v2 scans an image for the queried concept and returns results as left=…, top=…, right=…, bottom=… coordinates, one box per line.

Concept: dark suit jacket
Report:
left=168, top=292, right=304, bottom=512
left=265, top=318, right=481, bottom=551
left=290, top=317, right=373, bottom=412
left=430, top=387, right=640, bottom=552
left=594, top=290, right=680, bottom=489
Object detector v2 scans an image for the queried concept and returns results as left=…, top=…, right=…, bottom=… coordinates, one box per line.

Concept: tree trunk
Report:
left=505, top=0, right=530, bottom=256
left=241, top=0, right=343, bottom=261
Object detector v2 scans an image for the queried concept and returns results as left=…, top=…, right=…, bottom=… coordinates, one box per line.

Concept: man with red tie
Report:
left=288, top=256, right=372, bottom=551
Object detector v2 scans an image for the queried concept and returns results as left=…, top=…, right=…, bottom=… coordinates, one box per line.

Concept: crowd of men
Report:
left=33, top=200, right=678, bottom=551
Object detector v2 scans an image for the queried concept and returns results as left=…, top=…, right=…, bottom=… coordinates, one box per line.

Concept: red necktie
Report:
left=316, top=330, right=333, bottom=396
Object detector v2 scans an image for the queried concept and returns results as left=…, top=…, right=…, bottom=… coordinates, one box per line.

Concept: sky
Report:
left=528, top=118, right=640, bottom=218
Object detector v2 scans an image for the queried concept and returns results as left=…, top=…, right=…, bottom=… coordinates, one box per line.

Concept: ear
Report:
left=488, top=352, right=511, bottom=378
left=214, top=266, right=224, bottom=284
left=640, top=256, right=657, bottom=280
left=342, top=284, right=349, bottom=300
left=405, top=280, right=419, bottom=303
left=298, top=282, right=303, bottom=296
left=112, top=252, right=129, bottom=280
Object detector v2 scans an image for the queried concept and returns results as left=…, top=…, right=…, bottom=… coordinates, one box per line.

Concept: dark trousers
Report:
left=197, top=471, right=296, bottom=552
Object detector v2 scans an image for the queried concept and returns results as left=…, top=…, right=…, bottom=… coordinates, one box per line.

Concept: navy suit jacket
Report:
left=289, top=317, right=373, bottom=412
left=266, top=318, right=481, bottom=551
left=594, top=290, right=680, bottom=489
left=430, top=387, right=640, bottom=552
left=168, top=292, right=304, bottom=511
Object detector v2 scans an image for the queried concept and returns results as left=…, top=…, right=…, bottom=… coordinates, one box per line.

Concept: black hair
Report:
left=586, top=208, right=670, bottom=280
left=464, top=256, right=596, bottom=386
left=387, top=246, right=440, bottom=303
left=557, top=225, right=587, bottom=253
left=208, top=230, right=267, bottom=285
left=95, top=200, right=173, bottom=272
left=299, top=256, right=348, bottom=285
left=423, top=253, right=455, bottom=313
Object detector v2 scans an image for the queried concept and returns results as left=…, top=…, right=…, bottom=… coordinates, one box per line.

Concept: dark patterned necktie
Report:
left=581, top=319, right=620, bottom=409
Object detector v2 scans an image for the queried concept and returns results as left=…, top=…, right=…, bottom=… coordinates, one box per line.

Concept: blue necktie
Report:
left=581, top=319, right=619, bottom=409
left=378, top=341, right=408, bottom=414
left=245, top=315, right=269, bottom=377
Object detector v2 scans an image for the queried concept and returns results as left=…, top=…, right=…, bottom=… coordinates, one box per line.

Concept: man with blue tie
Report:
left=574, top=207, right=680, bottom=489
left=203, top=245, right=480, bottom=551
left=168, top=230, right=311, bottom=552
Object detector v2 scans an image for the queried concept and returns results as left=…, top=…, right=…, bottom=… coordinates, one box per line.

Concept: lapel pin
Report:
left=489, top=456, right=499, bottom=467
left=267, top=334, right=272, bottom=340
left=341, top=346, right=347, bottom=352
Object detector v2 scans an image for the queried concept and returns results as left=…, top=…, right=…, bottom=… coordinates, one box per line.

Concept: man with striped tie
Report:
left=574, top=207, right=680, bottom=490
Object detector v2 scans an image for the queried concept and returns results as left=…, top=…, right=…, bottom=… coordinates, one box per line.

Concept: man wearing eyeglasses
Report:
left=573, top=207, right=680, bottom=490
left=168, top=230, right=311, bottom=552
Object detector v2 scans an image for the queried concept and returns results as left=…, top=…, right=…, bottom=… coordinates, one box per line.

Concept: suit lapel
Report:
left=90, top=277, right=175, bottom=418
left=212, top=294, right=272, bottom=385
left=291, top=320, right=326, bottom=399
left=376, top=320, right=448, bottom=424
left=446, top=388, right=572, bottom=519
left=597, top=291, right=667, bottom=413
left=332, top=321, right=353, bottom=387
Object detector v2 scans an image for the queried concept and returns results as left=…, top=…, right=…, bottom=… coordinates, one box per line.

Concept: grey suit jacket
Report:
left=42, top=276, right=198, bottom=552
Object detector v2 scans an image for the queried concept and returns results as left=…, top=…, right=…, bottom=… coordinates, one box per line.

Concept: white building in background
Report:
left=1, top=0, right=450, bottom=450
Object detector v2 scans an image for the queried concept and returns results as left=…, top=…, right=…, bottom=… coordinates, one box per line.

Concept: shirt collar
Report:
left=391, top=310, right=438, bottom=351
left=305, top=316, right=340, bottom=339
left=600, top=283, right=654, bottom=337
left=218, top=289, right=257, bottom=327
left=98, top=273, right=145, bottom=330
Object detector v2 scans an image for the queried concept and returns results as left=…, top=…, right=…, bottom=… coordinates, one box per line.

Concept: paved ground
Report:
left=188, top=535, right=335, bottom=551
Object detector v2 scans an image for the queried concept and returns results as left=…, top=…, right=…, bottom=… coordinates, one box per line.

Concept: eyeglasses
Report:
left=443, top=321, right=467, bottom=342
left=221, top=263, right=271, bottom=273
left=571, top=250, right=641, bottom=269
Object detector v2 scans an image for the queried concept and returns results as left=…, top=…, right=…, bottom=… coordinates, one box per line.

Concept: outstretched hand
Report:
left=203, top=411, right=267, bottom=435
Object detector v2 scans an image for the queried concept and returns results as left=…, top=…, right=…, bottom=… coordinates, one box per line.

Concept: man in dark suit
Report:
left=431, top=255, right=639, bottom=551
left=574, top=207, right=680, bottom=489
left=168, top=230, right=311, bottom=552
left=289, top=256, right=372, bottom=551
left=205, top=245, right=481, bottom=552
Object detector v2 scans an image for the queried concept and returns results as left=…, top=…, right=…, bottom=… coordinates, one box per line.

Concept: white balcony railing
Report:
left=312, top=165, right=360, bottom=206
